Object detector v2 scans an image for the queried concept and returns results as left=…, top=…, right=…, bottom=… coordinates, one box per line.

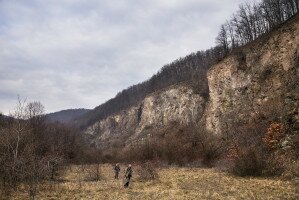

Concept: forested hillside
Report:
left=45, top=109, right=90, bottom=123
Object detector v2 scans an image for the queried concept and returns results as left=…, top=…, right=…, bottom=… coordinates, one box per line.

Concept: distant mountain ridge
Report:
left=0, top=113, right=13, bottom=120
left=45, top=109, right=90, bottom=124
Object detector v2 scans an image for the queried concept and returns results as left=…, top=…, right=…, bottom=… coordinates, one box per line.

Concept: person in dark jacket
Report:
left=114, top=163, right=120, bottom=179
left=124, top=164, right=132, bottom=188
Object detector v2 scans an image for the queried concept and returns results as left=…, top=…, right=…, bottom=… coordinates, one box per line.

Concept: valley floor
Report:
left=10, top=164, right=298, bottom=200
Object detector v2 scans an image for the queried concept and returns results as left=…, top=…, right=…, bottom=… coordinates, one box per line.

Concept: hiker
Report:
left=114, top=163, right=120, bottom=179
left=124, top=164, right=133, bottom=188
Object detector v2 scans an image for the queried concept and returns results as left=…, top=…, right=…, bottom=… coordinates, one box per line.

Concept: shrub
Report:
left=263, top=152, right=286, bottom=176
left=229, top=122, right=295, bottom=177
left=84, top=164, right=102, bottom=181
left=200, top=137, right=224, bottom=167
left=232, top=147, right=266, bottom=176
left=281, top=161, right=299, bottom=180
left=137, top=162, right=158, bottom=181
left=292, top=134, right=299, bottom=159
left=263, top=123, right=285, bottom=150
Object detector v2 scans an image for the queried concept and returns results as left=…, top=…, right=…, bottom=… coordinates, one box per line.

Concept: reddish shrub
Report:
left=263, top=123, right=285, bottom=150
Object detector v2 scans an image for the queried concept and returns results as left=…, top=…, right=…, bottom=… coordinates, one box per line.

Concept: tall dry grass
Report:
left=6, top=164, right=297, bottom=200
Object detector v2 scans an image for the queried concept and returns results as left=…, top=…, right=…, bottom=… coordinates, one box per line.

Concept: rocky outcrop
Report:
left=85, top=85, right=205, bottom=148
left=206, top=15, right=299, bottom=135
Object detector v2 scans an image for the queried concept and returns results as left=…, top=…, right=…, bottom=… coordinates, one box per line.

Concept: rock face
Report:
left=85, top=85, right=205, bottom=148
left=206, top=16, right=299, bottom=135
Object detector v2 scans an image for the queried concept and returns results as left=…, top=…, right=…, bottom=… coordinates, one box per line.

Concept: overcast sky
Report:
left=0, top=0, right=246, bottom=114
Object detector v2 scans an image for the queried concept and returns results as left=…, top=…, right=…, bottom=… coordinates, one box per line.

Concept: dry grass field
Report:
left=10, top=164, right=298, bottom=200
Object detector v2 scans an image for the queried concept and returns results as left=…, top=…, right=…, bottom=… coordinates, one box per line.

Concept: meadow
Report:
left=8, top=164, right=298, bottom=200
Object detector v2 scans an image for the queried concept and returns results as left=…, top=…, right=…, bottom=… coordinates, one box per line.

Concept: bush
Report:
left=292, top=134, right=299, bottom=159
left=137, top=162, right=158, bottom=181
left=282, top=161, right=299, bottom=180
left=199, top=133, right=224, bottom=167
left=263, top=123, right=285, bottom=150
left=232, top=147, right=266, bottom=176
left=84, top=164, right=102, bottom=181
left=228, top=122, right=297, bottom=177
left=265, top=155, right=286, bottom=176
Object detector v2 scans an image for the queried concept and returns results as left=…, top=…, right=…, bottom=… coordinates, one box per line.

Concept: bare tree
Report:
left=216, top=24, right=229, bottom=55
left=217, top=0, right=297, bottom=52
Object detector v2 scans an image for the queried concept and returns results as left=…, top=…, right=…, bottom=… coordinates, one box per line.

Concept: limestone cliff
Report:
left=85, top=85, right=205, bottom=148
left=206, top=15, right=299, bottom=135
